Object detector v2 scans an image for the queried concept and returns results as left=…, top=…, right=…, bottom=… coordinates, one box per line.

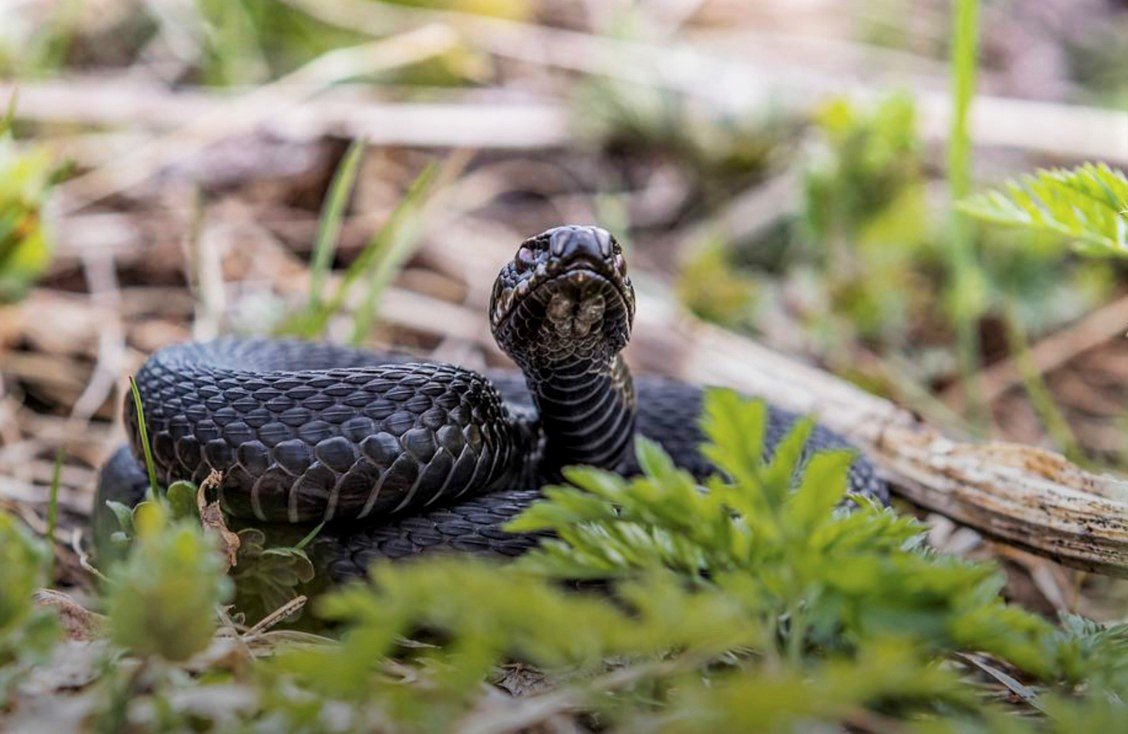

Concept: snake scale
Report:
left=96, top=226, right=888, bottom=582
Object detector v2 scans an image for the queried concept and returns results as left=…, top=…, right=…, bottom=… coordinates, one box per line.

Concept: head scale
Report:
left=490, top=226, right=635, bottom=370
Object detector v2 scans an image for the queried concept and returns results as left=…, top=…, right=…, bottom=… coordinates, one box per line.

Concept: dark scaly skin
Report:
left=490, top=227, right=637, bottom=479
left=123, top=341, right=537, bottom=524
left=96, top=226, right=888, bottom=583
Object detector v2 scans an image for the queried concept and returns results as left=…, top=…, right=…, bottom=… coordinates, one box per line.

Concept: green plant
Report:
left=512, top=390, right=1060, bottom=672
left=958, top=162, right=1127, bottom=461
left=958, top=163, right=1128, bottom=258
left=277, top=163, right=440, bottom=341
left=0, top=512, right=58, bottom=705
left=194, top=0, right=504, bottom=89
left=676, top=241, right=759, bottom=328
left=945, top=0, right=988, bottom=428
left=800, top=93, right=933, bottom=346
left=8, top=390, right=1127, bottom=730
left=307, top=138, right=368, bottom=311
left=0, top=100, right=66, bottom=303
left=229, top=526, right=318, bottom=625
left=45, top=449, right=64, bottom=580
left=103, top=501, right=232, bottom=663
left=803, top=93, right=925, bottom=248
left=127, top=376, right=160, bottom=500
left=1051, top=613, right=1128, bottom=698
left=573, top=76, right=786, bottom=193
left=253, top=390, right=1102, bottom=732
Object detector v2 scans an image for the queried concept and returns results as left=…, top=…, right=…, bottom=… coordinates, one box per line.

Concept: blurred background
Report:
left=0, top=0, right=1126, bottom=610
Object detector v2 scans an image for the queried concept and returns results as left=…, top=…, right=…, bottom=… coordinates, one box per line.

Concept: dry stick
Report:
left=66, top=248, right=127, bottom=430
left=50, top=24, right=460, bottom=214
left=5, top=76, right=1124, bottom=162
left=0, top=80, right=569, bottom=150
left=177, top=187, right=226, bottom=341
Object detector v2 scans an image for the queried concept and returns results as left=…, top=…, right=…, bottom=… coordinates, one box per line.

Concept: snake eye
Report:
left=516, top=245, right=536, bottom=270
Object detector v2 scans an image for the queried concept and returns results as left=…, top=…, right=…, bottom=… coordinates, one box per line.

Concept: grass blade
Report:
left=945, top=0, right=987, bottom=432
left=307, top=138, right=368, bottom=311
left=46, top=447, right=64, bottom=579
left=277, top=163, right=441, bottom=340
left=347, top=171, right=439, bottom=344
left=294, top=521, right=326, bottom=551
left=129, top=376, right=160, bottom=501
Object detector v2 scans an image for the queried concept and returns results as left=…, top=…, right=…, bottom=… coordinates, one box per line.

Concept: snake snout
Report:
left=550, top=225, right=611, bottom=262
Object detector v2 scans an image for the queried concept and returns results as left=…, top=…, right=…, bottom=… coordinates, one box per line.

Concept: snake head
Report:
left=490, top=226, right=635, bottom=369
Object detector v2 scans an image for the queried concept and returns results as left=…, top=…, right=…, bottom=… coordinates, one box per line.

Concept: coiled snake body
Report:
left=97, top=226, right=888, bottom=581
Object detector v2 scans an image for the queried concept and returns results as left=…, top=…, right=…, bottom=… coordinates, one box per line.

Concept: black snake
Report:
left=96, top=226, right=888, bottom=581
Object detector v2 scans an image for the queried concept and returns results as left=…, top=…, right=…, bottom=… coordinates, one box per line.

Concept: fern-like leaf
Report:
left=957, top=162, right=1128, bottom=258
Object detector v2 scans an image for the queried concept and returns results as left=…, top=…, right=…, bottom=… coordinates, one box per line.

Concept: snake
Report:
left=95, top=225, right=888, bottom=582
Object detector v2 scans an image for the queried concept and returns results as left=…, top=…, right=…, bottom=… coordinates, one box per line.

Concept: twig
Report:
left=0, top=79, right=569, bottom=150
left=943, top=293, right=1128, bottom=406
left=71, top=528, right=108, bottom=583
left=7, top=73, right=1124, bottom=164
left=458, top=658, right=686, bottom=734
left=954, top=652, right=1044, bottom=712
left=244, top=596, right=309, bottom=639
left=67, top=247, right=127, bottom=423
left=183, top=188, right=226, bottom=341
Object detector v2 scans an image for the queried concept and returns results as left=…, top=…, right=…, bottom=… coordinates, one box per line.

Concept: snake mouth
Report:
left=492, top=261, right=632, bottom=335
left=489, top=226, right=635, bottom=344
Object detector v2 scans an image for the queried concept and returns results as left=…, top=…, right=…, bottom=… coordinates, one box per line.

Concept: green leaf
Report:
left=128, top=376, right=160, bottom=501
left=0, top=105, right=65, bottom=303
left=105, top=502, right=232, bottom=662
left=307, top=138, right=367, bottom=310
left=230, top=527, right=317, bottom=625
left=699, top=388, right=766, bottom=487
left=294, top=521, right=326, bottom=551
left=785, top=449, right=852, bottom=531
left=957, top=162, right=1128, bottom=258
left=166, top=480, right=200, bottom=520
left=0, top=93, right=15, bottom=135
left=104, top=500, right=135, bottom=536
left=0, top=511, right=57, bottom=705
left=761, top=416, right=814, bottom=510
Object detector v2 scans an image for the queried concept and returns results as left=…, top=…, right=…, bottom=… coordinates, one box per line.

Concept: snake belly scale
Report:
left=98, top=226, right=888, bottom=581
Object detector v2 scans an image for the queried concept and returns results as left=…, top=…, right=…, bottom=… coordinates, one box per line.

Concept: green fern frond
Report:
left=957, top=162, right=1128, bottom=258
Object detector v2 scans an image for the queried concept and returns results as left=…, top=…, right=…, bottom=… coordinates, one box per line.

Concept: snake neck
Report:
left=527, top=354, right=637, bottom=479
